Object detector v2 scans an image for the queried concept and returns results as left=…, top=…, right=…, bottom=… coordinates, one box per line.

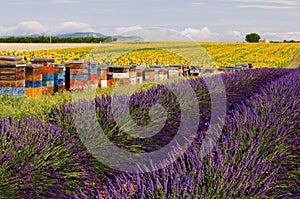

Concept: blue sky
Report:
left=0, top=0, right=299, bottom=41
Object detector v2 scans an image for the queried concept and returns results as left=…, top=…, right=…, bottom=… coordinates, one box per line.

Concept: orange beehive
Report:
left=25, top=87, right=43, bottom=98
left=42, top=86, right=54, bottom=95
left=31, top=58, right=55, bottom=95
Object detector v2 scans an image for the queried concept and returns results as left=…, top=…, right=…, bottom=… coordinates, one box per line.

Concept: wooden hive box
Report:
left=25, top=87, right=43, bottom=98
left=0, top=62, right=26, bottom=88
left=0, top=56, right=23, bottom=63
left=98, top=66, right=108, bottom=80
left=109, top=66, right=130, bottom=80
left=0, top=62, right=26, bottom=81
left=54, top=64, right=65, bottom=88
left=54, top=64, right=65, bottom=74
left=136, top=65, right=145, bottom=77
left=168, top=67, right=180, bottom=79
left=31, top=58, right=55, bottom=74
left=26, top=64, right=43, bottom=82
left=0, top=62, right=26, bottom=96
left=65, top=61, right=89, bottom=91
left=66, top=60, right=88, bottom=70
left=29, top=59, right=56, bottom=94
left=143, top=69, right=156, bottom=81
left=88, top=61, right=98, bottom=75
left=54, top=65, right=65, bottom=92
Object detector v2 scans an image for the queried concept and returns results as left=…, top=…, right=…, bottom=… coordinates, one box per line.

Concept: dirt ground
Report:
left=288, top=51, right=300, bottom=68
left=0, top=43, right=100, bottom=51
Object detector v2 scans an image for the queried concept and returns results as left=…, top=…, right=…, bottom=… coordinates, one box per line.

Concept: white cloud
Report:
left=0, top=21, right=95, bottom=36
left=234, top=0, right=298, bottom=6
left=263, top=31, right=300, bottom=40
left=181, top=27, right=219, bottom=41
left=52, top=21, right=95, bottom=34
left=238, top=4, right=296, bottom=9
left=113, top=27, right=244, bottom=42
left=111, top=27, right=190, bottom=41
left=0, top=22, right=299, bottom=42
left=49, top=0, right=80, bottom=3
left=0, top=21, right=47, bottom=36
left=190, top=2, right=207, bottom=6
left=113, top=26, right=144, bottom=35
left=233, top=0, right=298, bottom=9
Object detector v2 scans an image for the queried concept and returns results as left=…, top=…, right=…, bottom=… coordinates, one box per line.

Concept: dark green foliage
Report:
left=245, top=33, right=261, bottom=43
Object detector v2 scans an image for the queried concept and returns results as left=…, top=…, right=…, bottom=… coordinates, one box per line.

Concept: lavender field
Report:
left=0, top=69, right=299, bottom=198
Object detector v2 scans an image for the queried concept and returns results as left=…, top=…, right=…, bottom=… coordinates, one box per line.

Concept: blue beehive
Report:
left=0, top=62, right=26, bottom=97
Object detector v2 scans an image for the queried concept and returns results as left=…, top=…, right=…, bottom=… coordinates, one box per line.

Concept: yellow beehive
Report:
left=25, top=87, right=43, bottom=98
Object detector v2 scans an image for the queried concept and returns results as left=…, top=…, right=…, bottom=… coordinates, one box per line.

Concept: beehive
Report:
left=31, top=58, right=55, bottom=94
left=168, top=67, right=180, bottom=79
left=129, top=65, right=137, bottom=85
left=189, top=66, right=200, bottom=76
left=88, top=61, right=98, bottom=88
left=98, top=66, right=108, bottom=80
left=108, top=66, right=135, bottom=86
left=54, top=64, right=65, bottom=93
left=143, top=69, right=156, bottom=81
left=65, top=60, right=89, bottom=90
left=98, top=66, right=108, bottom=87
left=0, top=62, right=26, bottom=96
left=0, top=56, right=23, bottom=63
left=170, top=64, right=188, bottom=76
left=25, top=64, right=43, bottom=98
left=136, top=65, right=145, bottom=84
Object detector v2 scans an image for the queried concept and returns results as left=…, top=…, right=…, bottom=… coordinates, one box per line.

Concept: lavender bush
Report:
left=0, top=117, right=101, bottom=198
left=86, top=69, right=299, bottom=198
left=0, top=68, right=296, bottom=198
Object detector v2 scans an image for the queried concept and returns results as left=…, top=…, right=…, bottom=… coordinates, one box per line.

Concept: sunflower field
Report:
left=1, top=42, right=300, bottom=68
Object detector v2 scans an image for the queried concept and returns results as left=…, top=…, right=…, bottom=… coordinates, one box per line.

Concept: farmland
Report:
left=0, top=42, right=299, bottom=198
left=1, top=42, right=300, bottom=68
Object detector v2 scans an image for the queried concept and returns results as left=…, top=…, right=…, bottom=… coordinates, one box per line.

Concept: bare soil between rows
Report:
left=288, top=51, right=300, bottom=68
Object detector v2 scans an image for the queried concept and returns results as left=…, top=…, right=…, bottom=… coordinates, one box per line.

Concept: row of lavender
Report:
left=0, top=69, right=297, bottom=198
left=80, top=68, right=299, bottom=198
left=94, top=69, right=298, bottom=199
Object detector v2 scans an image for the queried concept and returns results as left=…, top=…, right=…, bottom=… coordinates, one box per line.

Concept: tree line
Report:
left=0, top=36, right=117, bottom=43
left=245, top=33, right=300, bottom=43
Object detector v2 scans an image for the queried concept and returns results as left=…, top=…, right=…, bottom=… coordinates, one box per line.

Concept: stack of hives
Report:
left=25, top=64, right=43, bottom=98
left=147, top=65, right=167, bottom=81
left=168, top=67, right=180, bottom=79
left=160, top=68, right=168, bottom=80
left=136, top=65, right=145, bottom=84
left=88, top=61, right=98, bottom=89
left=31, top=58, right=55, bottom=95
left=188, top=66, right=200, bottom=76
left=170, top=64, right=188, bottom=77
left=98, top=66, right=108, bottom=88
left=199, top=68, right=218, bottom=74
left=65, top=60, right=88, bottom=91
left=108, top=66, right=137, bottom=86
left=0, top=56, right=26, bottom=96
left=54, top=64, right=65, bottom=93
left=129, top=66, right=137, bottom=85
left=143, top=68, right=156, bottom=81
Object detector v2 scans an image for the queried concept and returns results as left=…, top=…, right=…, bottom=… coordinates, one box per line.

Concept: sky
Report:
left=0, top=0, right=299, bottom=41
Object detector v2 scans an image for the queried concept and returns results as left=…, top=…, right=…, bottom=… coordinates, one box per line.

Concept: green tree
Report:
left=245, top=33, right=261, bottom=43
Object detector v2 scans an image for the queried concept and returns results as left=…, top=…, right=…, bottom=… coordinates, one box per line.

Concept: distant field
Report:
left=0, top=43, right=100, bottom=51
left=0, top=42, right=299, bottom=68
